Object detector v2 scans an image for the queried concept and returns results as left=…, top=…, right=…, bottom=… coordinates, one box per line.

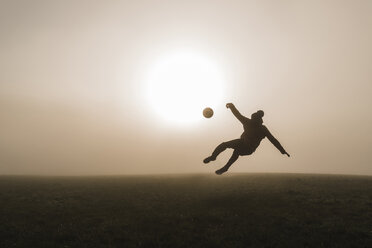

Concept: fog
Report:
left=1, top=0, right=371, bottom=175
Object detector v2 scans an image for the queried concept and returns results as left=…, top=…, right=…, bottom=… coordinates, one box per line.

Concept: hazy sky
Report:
left=1, top=0, right=371, bottom=175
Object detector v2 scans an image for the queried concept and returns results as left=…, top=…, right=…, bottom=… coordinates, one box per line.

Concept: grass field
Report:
left=0, top=173, right=371, bottom=247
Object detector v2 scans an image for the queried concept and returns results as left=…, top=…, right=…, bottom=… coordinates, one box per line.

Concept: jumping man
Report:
left=204, top=103, right=290, bottom=175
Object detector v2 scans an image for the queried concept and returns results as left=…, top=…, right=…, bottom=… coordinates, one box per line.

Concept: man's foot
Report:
left=215, top=168, right=228, bottom=175
left=203, top=156, right=216, bottom=164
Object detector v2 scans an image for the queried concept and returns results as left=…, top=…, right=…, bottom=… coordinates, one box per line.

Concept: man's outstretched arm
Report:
left=264, top=127, right=290, bottom=157
left=226, top=103, right=248, bottom=124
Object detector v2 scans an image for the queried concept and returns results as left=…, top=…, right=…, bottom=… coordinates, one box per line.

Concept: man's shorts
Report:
left=224, top=139, right=255, bottom=156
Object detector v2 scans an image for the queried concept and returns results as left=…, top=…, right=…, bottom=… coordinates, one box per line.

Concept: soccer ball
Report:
left=203, top=107, right=214, bottom=118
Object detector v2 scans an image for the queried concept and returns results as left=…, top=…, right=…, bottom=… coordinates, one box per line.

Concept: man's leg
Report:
left=215, top=149, right=240, bottom=175
left=203, top=139, right=241, bottom=164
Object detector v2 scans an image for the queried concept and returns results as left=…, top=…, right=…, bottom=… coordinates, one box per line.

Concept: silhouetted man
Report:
left=204, top=103, right=290, bottom=175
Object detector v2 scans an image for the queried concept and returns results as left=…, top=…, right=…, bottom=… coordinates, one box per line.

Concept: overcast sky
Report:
left=1, top=0, right=371, bottom=175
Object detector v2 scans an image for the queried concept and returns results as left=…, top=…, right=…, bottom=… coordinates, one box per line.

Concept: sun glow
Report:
left=145, top=51, right=225, bottom=125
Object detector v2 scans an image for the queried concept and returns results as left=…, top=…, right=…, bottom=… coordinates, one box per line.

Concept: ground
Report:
left=0, top=173, right=371, bottom=247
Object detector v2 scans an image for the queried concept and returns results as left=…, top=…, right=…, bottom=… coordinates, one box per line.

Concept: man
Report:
left=204, top=103, right=290, bottom=175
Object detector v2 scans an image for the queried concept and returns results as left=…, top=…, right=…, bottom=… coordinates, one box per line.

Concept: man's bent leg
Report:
left=215, top=149, right=240, bottom=175
left=204, top=139, right=241, bottom=164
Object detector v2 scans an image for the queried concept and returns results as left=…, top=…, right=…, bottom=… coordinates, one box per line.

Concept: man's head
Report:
left=251, top=110, right=264, bottom=124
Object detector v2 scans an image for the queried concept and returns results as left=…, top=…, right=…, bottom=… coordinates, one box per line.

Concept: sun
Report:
left=145, top=51, right=225, bottom=125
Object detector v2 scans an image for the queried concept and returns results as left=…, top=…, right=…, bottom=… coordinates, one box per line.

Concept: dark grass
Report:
left=0, top=173, right=372, bottom=247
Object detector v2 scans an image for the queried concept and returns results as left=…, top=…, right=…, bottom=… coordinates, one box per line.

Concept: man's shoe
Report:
left=215, top=168, right=228, bottom=175
left=203, top=156, right=215, bottom=164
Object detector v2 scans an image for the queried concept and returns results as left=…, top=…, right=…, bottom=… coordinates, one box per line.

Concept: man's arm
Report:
left=264, top=127, right=290, bottom=157
left=226, top=103, right=248, bottom=124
